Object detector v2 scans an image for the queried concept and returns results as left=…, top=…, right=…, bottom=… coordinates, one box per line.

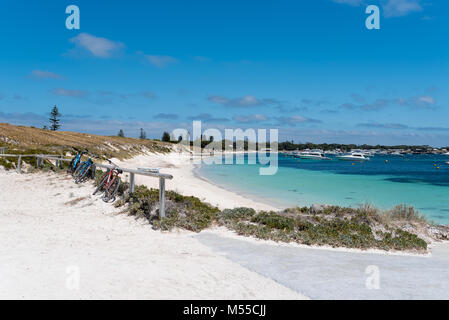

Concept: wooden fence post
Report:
left=17, top=155, right=21, bottom=173
left=129, top=173, right=135, bottom=193
left=159, top=178, right=166, bottom=218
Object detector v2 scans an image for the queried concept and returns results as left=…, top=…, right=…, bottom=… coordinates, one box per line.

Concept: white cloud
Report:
left=383, top=0, right=422, bottom=17
left=417, top=95, right=435, bottom=105
left=276, top=115, right=322, bottom=126
left=145, top=55, right=178, bottom=68
left=334, top=0, right=424, bottom=17
left=397, top=95, right=436, bottom=108
left=51, top=88, right=87, bottom=98
left=233, top=114, right=268, bottom=123
left=208, top=95, right=264, bottom=107
left=69, top=33, right=124, bottom=58
left=31, top=70, right=62, bottom=79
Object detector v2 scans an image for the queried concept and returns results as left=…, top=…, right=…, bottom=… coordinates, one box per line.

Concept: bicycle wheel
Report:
left=75, top=164, right=91, bottom=184
left=73, top=162, right=85, bottom=181
left=93, top=171, right=109, bottom=195
left=102, top=176, right=120, bottom=203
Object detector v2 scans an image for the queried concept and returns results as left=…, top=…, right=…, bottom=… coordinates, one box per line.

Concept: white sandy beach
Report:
left=0, top=167, right=305, bottom=299
left=2, top=151, right=449, bottom=299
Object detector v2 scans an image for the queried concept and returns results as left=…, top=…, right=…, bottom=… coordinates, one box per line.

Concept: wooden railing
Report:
left=0, top=153, right=173, bottom=217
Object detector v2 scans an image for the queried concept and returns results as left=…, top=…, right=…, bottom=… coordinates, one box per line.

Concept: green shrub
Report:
left=0, top=158, right=13, bottom=170
left=251, top=211, right=295, bottom=232
left=219, top=207, right=256, bottom=221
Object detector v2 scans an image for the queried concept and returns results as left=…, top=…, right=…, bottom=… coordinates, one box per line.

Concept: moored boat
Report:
left=337, top=152, right=370, bottom=161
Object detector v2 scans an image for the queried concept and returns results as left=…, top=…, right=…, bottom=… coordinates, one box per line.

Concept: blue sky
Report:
left=0, top=0, right=448, bottom=146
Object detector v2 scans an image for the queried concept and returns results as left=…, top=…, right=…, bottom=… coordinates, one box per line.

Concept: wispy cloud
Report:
left=333, top=0, right=424, bottom=17
left=340, top=99, right=390, bottom=111
left=275, top=115, right=322, bottom=127
left=141, top=91, right=157, bottom=99
left=340, top=94, right=436, bottom=111
left=397, top=95, right=436, bottom=108
left=350, top=93, right=366, bottom=104
left=208, top=95, right=262, bottom=107
left=358, top=122, right=409, bottom=129
left=97, top=90, right=157, bottom=101
left=30, top=70, right=62, bottom=79
left=383, top=0, right=422, bottom=17
left=416, top=126, right=449, bottom=132
left=144, top=55, right=179, bottom=68
left=233, top=114, right=268, bottom=123
left=187, top=113, right=229, bottom=122
left=357, top=122, right=449, bottom=132
left=154, top=113, right=179, bottom=120
left=0, top=111, right=47, bottom=124
left=208, top=95, right=285, bottom=108
left=301, top=98, right=329, bottom=107
left=69, top=33, right=124, bottom=58
left=51, top=88, right=88, bottom=98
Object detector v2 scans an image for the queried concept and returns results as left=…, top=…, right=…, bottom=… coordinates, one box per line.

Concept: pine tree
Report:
left=49, top=105, right=61, bottom=131
left=162, top=131, right=171, bottom=142
left=118, top=129, right=125, bottom=137
left=139, top=128, right=146, bottom=139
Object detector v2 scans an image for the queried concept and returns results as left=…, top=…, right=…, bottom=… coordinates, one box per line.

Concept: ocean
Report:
left=197, top=153, right=449, bottom=224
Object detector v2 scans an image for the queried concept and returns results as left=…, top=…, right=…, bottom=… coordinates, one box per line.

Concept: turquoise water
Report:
left=197, top=154, right=449, bottom=224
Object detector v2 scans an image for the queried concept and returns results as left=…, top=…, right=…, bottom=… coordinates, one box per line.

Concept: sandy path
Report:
left=113, top=152, right=276, bottom=211
left=0, top=170, right=305, bottom=299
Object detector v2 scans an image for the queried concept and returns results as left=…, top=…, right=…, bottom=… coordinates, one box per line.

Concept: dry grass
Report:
left=0, top=123, right=172, bottom=159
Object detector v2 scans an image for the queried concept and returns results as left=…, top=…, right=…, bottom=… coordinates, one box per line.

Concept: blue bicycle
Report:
left=69, top=148, right=87, bottom=176
left=74, top=154, right=97, bottom=184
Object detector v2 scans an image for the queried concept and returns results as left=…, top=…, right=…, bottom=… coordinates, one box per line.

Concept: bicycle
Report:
left=73, top=154, right=97, bottom=184
left=93, top=159, right=122, bottom=203
left=68, top=148, right=87, bottom=176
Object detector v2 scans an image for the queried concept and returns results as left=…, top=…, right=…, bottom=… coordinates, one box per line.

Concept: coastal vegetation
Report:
left=107, top=180, right=447, bottom=253
left=1, top=123, right=448, bottom=253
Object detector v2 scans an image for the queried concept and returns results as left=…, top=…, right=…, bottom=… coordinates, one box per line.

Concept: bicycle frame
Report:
left=72, top=153, right=82, bottom=170
left=103, top=168, right=120, bottom=190
left=70, top=149, right=87, bottom=172
left=77, top=158, right=94, bottom=178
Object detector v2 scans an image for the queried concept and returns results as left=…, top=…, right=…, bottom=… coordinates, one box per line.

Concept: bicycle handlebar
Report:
left=105, top=158, right=120, bottom=168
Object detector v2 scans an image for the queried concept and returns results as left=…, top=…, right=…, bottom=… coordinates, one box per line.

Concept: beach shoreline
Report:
left=112, top=151, right=278, bottom=211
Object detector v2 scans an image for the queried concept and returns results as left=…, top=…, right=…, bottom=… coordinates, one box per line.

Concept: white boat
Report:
left=443, top=152, right=449, bottom=156
left=298, top=151, right=330, bottom=160
left=337, top=152, right=370, bottom=161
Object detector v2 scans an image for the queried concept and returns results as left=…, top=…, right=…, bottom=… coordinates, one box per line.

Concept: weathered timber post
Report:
left=159, top=177, right=166, bottom=218
left=17, top=155, right=22, bottom=173
left=129, top=173, right=135, bottom=193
